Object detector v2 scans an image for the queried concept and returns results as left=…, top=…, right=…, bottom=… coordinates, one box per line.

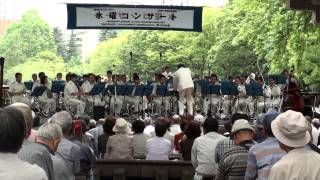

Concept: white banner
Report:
left=67, top=4, right=203, bottom=31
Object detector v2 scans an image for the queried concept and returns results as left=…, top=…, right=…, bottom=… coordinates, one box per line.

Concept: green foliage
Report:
left=99, top=30, right=119, bottom=42
left=53, top=27, right=67, bottom=61
left=89, top=32, right=129, bottom=75
left=66, top=30, right=81, bottom=63
left=5, top=51, right=66, bottom=80
left=0, top=9, right=56, bottom=70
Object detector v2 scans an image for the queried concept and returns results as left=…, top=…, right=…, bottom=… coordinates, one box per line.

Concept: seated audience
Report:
left=216, top=119, right=255, bottom=180
left=174, top=119, right=188, bottom=151
left=36, top=123, right=69, bottom=180
left=180, top=121, right=201, bottom=160
left=215, top=113, right=249, bottom=164
left=170, top=114, right=182, bottom=135
left=245, top=111, right=286, bottom=180
left=143, top=117, right=155, bottom=137
left=132, top=120, right=150, bottom=159
left=191, top=117, right=226, bottom=180
left=162, top=117, right=175, bottom=147
left=72, top=120, right=96, bottom=178
left=77, top=115, right=95, bottom=149
left=88, top=118, right=105, bottom=154
left=146, top=119, right=172, bottom=160
left=269, top=110, right=320, bottom=180
left=0, top=107, right=47, bottom=180
left=51, top=111, right=81, bottom=179
left=98, top=116, right=116, bottom=158
left=13, top=103, right=54, bottom=180
left=104, top=118, right=133, bottom=159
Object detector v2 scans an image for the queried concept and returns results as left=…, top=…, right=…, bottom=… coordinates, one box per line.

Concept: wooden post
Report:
left=312, top=0, right=320, bottom=6
left=286, top=0, right=314, bottom=10
left=312, top=9, right=320, bottom=23
left=0, top=57, right=4, bottom=107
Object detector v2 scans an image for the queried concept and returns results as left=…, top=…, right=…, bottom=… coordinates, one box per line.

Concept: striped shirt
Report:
left=244, top=138, right=285, bottom=180
left=216, top=140, right=255, bottom=180
left=214, top=138, right=235, bottom=164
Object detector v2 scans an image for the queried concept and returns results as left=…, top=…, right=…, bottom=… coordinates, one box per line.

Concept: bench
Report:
left=92, top=159, right=194, bottom=180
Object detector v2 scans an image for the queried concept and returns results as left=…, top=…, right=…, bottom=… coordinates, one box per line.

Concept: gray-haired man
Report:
left=36, top=123, right=69, bottom=180
left=51, top=111, right=81, bottom=180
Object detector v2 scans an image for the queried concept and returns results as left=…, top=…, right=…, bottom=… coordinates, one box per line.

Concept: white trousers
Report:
left=178, top=87, right=194, bottom=115
left=65, top=98, right=85, bottom=116
left=233, top=98, right=249, bottom=113
left=109, top=96, right=124, bottom=115
left=39, top=97, right=56, bottom=113
left=125, top=96, right=140, bottom=112
left=203, top=95, right=221, bottom=115
left=153, top=96, right=170, bottom=114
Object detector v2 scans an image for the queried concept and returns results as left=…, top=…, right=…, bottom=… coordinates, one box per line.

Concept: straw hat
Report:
left=271, top=110, right=310, bottom=148
left=112, top=118, right=131, bottom=134
left=231, top=119, right=254, bottom=137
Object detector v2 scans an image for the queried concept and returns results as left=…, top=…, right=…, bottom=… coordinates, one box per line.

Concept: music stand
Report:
left=246, top=82, right=263, bottom=116
left=89, top=83, right=105, bottom=96
left=134, top=85, right=145, bottom=114
left=143, top=85, right=153, bottom=117
left=51, top=81, right=65, bottom=94
left=104, top=84, right=117, bottom=115
left=221, top=82, right=239, bottom=117
left=201, top=84, right=212, bottom=116
left=24, top=82, right=33, bottom=91
left=155, top=85, right=167, bottom=116
left=31, top=86, right=46, bottom=97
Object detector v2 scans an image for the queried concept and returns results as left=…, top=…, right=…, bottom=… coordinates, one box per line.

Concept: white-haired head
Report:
left=50, top=111, right=72, bottom=135
left=38, top=123, right=63, bottom=141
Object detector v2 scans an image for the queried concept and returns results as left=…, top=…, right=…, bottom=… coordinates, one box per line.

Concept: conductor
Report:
left=173, top=64, right=194, bottom=116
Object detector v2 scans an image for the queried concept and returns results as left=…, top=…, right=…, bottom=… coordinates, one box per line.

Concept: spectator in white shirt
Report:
left=0, top=107, right=48, bottom=180
left=191, top=117, right=226, bottom=180
left=146, top=119, right=172, bottom=160
left=132, top=120, right=150, bottom=159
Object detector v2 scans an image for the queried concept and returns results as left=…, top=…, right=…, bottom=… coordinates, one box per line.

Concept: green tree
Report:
left=99, top=30, right=119, bottom=42
left=53, top=27, right=67, bottom=61
left=5, top=51, right=66, bottom=80
left=0, top=9, right=56, bottom=70
left=66, top=30, right=81, bottom=63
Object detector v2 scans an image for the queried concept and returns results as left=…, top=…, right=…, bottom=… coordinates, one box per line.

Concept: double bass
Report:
left=281, top=70, right=304, bottom=112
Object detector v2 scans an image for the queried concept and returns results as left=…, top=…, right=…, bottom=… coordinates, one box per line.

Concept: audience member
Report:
left=215, top=113, right=249, bottom=164
left=174, top=119, right=188, bottom=151
left=146, top=119, right=172, bottom=160
left=132, top=120, right=150, bottom=159
left=245, top=112, right=285, bottom=180
left=180, top=121, right=201, bottom=160
left=51, top=111, right=81, bottom=179
left=269, top=110, right=320, bottom=180
left=143, top=117, right=155, bottom=137
left=88, top=118, right=105, bottom=153
left=170, top=115, right=182, bottom=135
left=216, top=119, right=255, bottom=180
left=72, top=120, right=96, bottom=177
left=191, top=117, right=226, bottom=180
left=253, top=114, right=267, bottom=143
left=36, top=123, right=69, bottom=180
left=77, top=116, right=95, bottom=151
left=13, top=103, right=54, bottom=180
left=98, top=116, right=116, bottom=158
left=104, top=118, right=133, bottom=159
left=0, top=107, right=48, bottom=180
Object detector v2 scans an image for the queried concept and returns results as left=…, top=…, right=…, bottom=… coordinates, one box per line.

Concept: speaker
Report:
left=93, top=106, right=105, bottom=120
